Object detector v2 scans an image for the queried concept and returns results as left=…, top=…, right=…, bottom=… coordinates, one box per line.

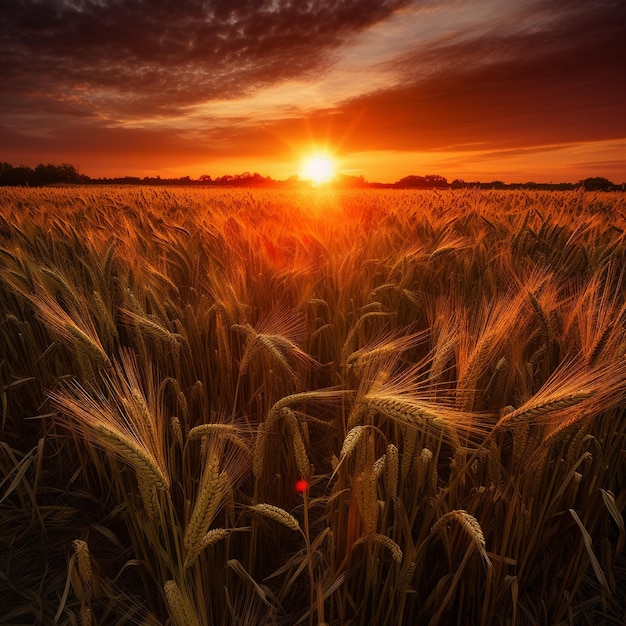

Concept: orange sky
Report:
left=1, top=0, right=625, bottom=183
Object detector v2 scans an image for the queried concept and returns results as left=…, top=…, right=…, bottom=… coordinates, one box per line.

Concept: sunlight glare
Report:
left=300, top=154, right=336, bottom=185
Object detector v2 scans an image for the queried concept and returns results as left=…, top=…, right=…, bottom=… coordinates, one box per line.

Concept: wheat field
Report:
left=1, top=186, right=625, bottom=625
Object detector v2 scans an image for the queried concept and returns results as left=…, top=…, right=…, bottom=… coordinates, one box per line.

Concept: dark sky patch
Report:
left=0, top=0, right=410, bottom=118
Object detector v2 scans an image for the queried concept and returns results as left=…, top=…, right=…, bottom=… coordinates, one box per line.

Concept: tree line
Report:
left=0, top=161, right=622, bottom=191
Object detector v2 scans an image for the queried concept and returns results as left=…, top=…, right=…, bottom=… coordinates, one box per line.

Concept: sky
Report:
left=1, top=0, right=625, bottom=183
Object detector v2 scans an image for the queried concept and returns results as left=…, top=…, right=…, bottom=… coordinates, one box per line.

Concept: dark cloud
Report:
left=233, top=0, right=626, bottom=154
left=393, top=0, right=626, bottom=82
left=0, top=0, right=410, bottom=118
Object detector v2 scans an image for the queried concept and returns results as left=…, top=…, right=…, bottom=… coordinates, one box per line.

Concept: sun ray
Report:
left=300, top=153, right=336, bottom=185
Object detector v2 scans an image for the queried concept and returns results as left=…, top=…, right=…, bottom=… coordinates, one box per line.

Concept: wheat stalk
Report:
left=79, top=606, right=92, bottom=626
left=92, top=289, right=118, bottom=339
left=340, top=426, right=365, bottom=458
left=183, top=450, right=229, bottom=568
left=250, top=503, right=301, bottom=532
left=341, top=311, right=392, bottom=367
left=188, top=422, right=250, bottom=455
left=253, top=422, right=267, bottom=479
left=65, top=321, right=112, bottom=367
left=495, top=390, right=593, bottom=430
left=373, top=454, right=386, bottom=478
left=163, top=580, right=200, bottom=626
left=362, top=469, right=378, bottom=535
left=73, top=539, right=93, bottom=595
left=371, top=533, right=403, bottom=564
left=398, top=560, right=416, bottom=591
left=266, top=389, right=351, bottom=427
left=428, top=337, right=456, bottom=382
left=93, top=422, right=170, bottom=490
left=199, top=527, right=230, bottom=549
left=431, top=510, right=487, bottom=555
left=121, top=309, right=181, bottom=345
left=385, top=443, right=399, bottom=497
left=527, top=289, right=554, bottom=344
left=129, top=387, right=158, bottom=450
left=188, top=423, right=240, bottom=440
left=170, top=416, right=184, bottom=448
left=346, top=330, right=427, bottom=371
left=282, top=407, right=312, bottom=478
left=364, top=394, right=468, bottom=448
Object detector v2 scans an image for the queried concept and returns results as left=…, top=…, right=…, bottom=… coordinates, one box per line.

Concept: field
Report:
left=1, top=186, right=625, bottom=625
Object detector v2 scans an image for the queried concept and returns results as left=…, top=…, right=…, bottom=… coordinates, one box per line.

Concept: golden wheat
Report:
left=252, top=421, right=267, bottom=479
left=250, top=503, right=301, bottom=532
left=199, top=527, right=230, bottom=549
left=431, top=509, right=486, bottom=555
left=183, top=450, right=228, bottom=568
left=163, top=580, right=200, bottom=626
left=3, top=187, right=626, bottom=625
left=495, top=390, right=593, bottom=430
left=385, top=443, right=399, bottom=497
left=72, top=539, right=93, bottom=595
left=94, top=422, right=170, bottom=490
left=340, top=425, right=365, bottom=458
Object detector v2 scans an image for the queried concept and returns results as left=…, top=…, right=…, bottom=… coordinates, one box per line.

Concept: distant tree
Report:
left=34, top=163, right=83, bottom=185
left=333, top=174, right=367, bottom=189
left=394, top=174, right=448, bottom=189
left=424, top=174, right=448, bottom=187
left=0, top=162, right=84, bottom=186
left=579, top=177, right=613, bottom=191
left=0, top=163, right=36, bottom=186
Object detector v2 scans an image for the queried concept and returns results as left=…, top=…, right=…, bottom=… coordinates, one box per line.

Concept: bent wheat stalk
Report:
left=250, top=503, right=301, bottom=532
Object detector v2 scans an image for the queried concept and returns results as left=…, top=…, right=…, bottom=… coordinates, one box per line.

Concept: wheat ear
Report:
left=163, top=580, right=200, bottom=626
left=250, top=503, right=301, bottom=532
left=431, top=509, right=487, bottom=555
left=188, top=423, right=250, bottom=454
left=266, top=389, right=352, bottom=427
left=122, top=310, right=181, bottom=345
left=495, top=390, right=593, bottom=430
left=340, top=426, right=365, bottom=458
left=72, top=539, right=93, bottom=601
left=253, top=422, right=267, bottom=479
left=93, top=423, right=170, bottom=491
left=79, top=606, right=92, bottom=626
left=183, top=451, right=228, bottom=568
left=170, top=416, right=184, bottom=448
left=362, top=469, right=378, bottom=535
left=385, top=443, right=399, bottom=497
left=371, top=534, right=403, bottom=564
left=282, top=407, right=311, bottom=478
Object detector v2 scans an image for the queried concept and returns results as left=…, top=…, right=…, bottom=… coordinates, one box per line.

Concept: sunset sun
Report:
left=300, top=154, right=336, bottom=185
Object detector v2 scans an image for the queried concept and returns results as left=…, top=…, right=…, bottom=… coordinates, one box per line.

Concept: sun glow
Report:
left=300, top=153, right=336, bottom=185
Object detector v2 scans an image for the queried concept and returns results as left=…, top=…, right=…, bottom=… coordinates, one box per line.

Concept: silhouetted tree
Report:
left=394, top=174, right=449, bottom=189
left=0, top=163, right=35, bottom=186
left=33, top=163, right=82, bottom=185
left=579, top=177, right=613, bottom=191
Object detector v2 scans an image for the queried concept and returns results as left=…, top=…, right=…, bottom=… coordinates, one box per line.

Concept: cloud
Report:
left=146, top=0, right=626, bottom=158
left=0, top=0, right=411, bottom=119
left=226, top=0, right=626, bottom=154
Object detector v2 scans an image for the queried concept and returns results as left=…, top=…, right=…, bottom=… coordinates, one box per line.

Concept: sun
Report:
left=300, top=153, right=336, bottom=185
